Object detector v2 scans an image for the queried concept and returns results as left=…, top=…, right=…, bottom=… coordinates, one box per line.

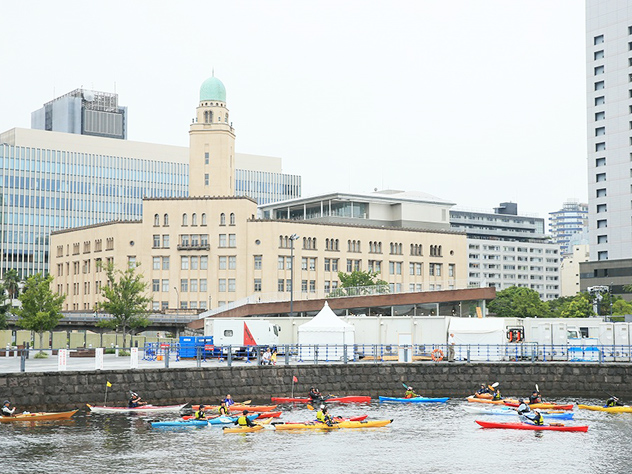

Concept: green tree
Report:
left=15, top=273, right=65, bottom=353
left=97, top=263, right=151, bottom=347
left=488, top=286, right=549, bottom=318
left=546, top=296, right=576, bottom=318
left=612, top=299, right=632, bottom=316
left=329, top=270, right=389, bottom=297
left=560, top=297, right=594, bottom=318
left=3, top=268, right=21, bottom=300
left=0, top=283, right=10, bottom=329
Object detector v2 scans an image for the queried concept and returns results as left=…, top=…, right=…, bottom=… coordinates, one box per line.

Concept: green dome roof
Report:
left=200, top=76, right=226, bottom=102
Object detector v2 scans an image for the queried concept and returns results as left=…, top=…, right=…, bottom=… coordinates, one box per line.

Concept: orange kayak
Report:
left=467, top=396, right=519, bottom=405
left=0, top=409, right=78, bottom=422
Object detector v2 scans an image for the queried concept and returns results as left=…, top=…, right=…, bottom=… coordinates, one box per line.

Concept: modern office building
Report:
left=0, top=80, right=300, bottom=278
left=581, top=0, right=632, bottom=295
left=450, top=202, right=561, bottom=300
left=50, top=77, right=468, bottom=313
left=32, top=88, right=128, bottom=140
left=548, top=199, right=588, bottom=258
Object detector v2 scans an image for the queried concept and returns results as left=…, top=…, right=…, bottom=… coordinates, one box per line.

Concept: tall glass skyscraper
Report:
left=0, top=129, right=189, bottom=277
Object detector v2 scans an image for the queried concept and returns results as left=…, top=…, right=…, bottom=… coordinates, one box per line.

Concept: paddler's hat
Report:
left=243, top=409, right=249, bottom=415
left=2, top=400, right=9, bottom=405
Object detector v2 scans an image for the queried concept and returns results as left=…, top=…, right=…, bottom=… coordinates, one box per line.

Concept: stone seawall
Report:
left=1, top=362, right=630, bottom=411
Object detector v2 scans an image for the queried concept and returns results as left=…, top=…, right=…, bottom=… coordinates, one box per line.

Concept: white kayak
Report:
left=87, top=403, right=188, bottom=414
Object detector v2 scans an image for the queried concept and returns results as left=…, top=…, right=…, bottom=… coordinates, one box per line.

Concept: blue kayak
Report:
left=378, top=396, right=449, bottom=404
left=463, top=406, right=574, bottom=420
left=208, top=414, right=259, bottom=425
left=151, top=420, right=208, bottom=428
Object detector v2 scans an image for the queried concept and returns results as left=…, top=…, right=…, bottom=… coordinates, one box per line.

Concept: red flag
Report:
left=293, top=376, right=298, bottom=383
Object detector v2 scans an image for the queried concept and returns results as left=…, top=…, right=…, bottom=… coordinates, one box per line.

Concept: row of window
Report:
left=152, top=212, right=237, bottom=227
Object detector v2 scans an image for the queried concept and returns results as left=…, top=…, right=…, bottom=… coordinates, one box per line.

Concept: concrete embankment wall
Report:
left=1, top=363, right=630, bottom=412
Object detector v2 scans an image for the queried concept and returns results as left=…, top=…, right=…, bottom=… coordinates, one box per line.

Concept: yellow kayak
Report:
left=223, top=425, right=264, bottom=433
left=274, top=419, right=392, bottom=430
left=578, top=404, right=632, bottom=413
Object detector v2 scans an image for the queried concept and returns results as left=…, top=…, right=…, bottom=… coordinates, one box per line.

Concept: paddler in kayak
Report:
left=517, top=399, right=544, bottom=425
left=218, top=400, right=230, bottom=415
left=316, top=406, right=335, bottom=426
left=529, top=390, right=542, bottom=404
left=606, top=396, right=624, bottom=407
left=309, top=387, right=322, bottom=401
left=224, top=394, right=235, bottom=406
left=128, top=392, right=147, bottom=408
left=234, top=409, right=256, bottom=427
left=2, top=400, right=15, bottom=417
left=404, top=386, right=419, bottom=399
left=491, top=384, right=502, bottom=401
left=475, top=384, right=491, bottom=398
left=194, top=404, right=208, bottom=420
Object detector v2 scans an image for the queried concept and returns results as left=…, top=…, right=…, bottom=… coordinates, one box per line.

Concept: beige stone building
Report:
left=49, top=76, right=467, bottom=312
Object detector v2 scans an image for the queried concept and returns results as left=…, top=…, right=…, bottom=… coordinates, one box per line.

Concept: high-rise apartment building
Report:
left=548, top=199, right=588, bottom=258
left=450, top=202, right=561, bottom=300
left=581, top=1, right=632, bottom=296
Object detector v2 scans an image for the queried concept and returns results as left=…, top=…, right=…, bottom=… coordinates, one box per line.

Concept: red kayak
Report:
left=284, top=415, right=368, bottom=424
left=503, top=402, right=574, bottom=411
left=476, top=420, right=588, bottom=432
left=271, top=396, right=371, bottom=404
left=182, top=411, right=282, bottom=421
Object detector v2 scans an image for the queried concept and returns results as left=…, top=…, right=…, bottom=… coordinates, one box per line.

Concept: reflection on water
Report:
left=2, top=398, right=632, bottom=473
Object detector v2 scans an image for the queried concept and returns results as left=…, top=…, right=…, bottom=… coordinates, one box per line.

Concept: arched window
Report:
left=438, top=245, right=442, bottom=257
left=163, top=214, right=169, bottom=226
left=326, top=238, right=330, bottom=250
left=182, top=214, right=188, bottom=226
left=220, top=213, right=226, bottom=225
left=279, top=236, right=284, bottom=247
left=313, top=237, right=317, bottom=250
left=204, top=111, right=208, bottom=123
left=335, top=239, right=339, bottom=251
left=303, top=237, right=307, bottom=249
left=154, top=214, right=160, bottom=226
left=230, top=213, right=235, bottom=225
left=398, top=243, right=402, bottom=255
left=201, top=213, right=207, bottom=226
left=191, top=213, right=197, bottom=226
left=284, top=236, right=289, bottom=248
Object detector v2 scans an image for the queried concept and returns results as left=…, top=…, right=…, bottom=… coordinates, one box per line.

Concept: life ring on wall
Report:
left=431, top=349, right=444, bottom=362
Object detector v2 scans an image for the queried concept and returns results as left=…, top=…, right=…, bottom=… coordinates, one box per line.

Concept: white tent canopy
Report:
left=448, top=317, right=506, bottom=361
left=298, top=302, right=355, bottom=361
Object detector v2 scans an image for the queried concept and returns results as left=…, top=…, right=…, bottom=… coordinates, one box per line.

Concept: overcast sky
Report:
left=1, top=1, right=586, bottom=221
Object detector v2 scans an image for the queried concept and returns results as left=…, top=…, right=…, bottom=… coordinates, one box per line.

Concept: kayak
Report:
left=182, top=414, right=261, bottom=423
left=271, top=396, right=371, bottom=404
left=378, top=396, right=449, bottom=403
left=284, top=415, right=368, bottom=425
left=193, top=404, right=277, bottom=413
left=87, top=403, right=187, bottom=414
left=476, top=420, right=588, bottom=432
left=473, top=393, right=494, bottom=400
left=503, top=402, right=574, bottom=411
left=151, top=419, right=208, bottom=428
left=274, top=419, right=392, bottom=430
left=223, top=425, right=264, bottom=433
left=467, top=397, right=520, bottom=405
left=463, top=406, right=574, bottom=420
left=578, top=404, right=632, bottom=413
left=0, top=409, right=78, bottom=422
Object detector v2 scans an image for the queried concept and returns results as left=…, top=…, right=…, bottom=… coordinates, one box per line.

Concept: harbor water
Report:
left=2, top=398, right=631, bottom=473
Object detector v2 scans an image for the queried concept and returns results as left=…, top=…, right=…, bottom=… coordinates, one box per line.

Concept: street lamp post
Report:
left=173, top=286, right=179, bottom=310
left=289, top=234, right=299, bottom=316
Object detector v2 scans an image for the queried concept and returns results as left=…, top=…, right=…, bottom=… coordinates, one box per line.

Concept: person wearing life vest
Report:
left=518, top=399, right=544, bottom=425
left=606, top=396, right=624, bottom=407
left=316, top=407, right=334, bottom=426
left=476, top=384, right=490, bottom=395
left=218, top=401, right=230, bottom=415
left=128, top=392, right=147, bottom=408
left=2, top=400, right=15, bottom=417
left=194, top=404, right=208, bottom=420
left=529, top=390, right=542, bottom=404
left=492, top=386, right=502, bottom=401
left=235, top=409, right=256, bottom=427
left=404, top=387, right=419, bottom=399
left=309, top=387, right=322, bottom=401
left=224, top=394, right=235, bottom=406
